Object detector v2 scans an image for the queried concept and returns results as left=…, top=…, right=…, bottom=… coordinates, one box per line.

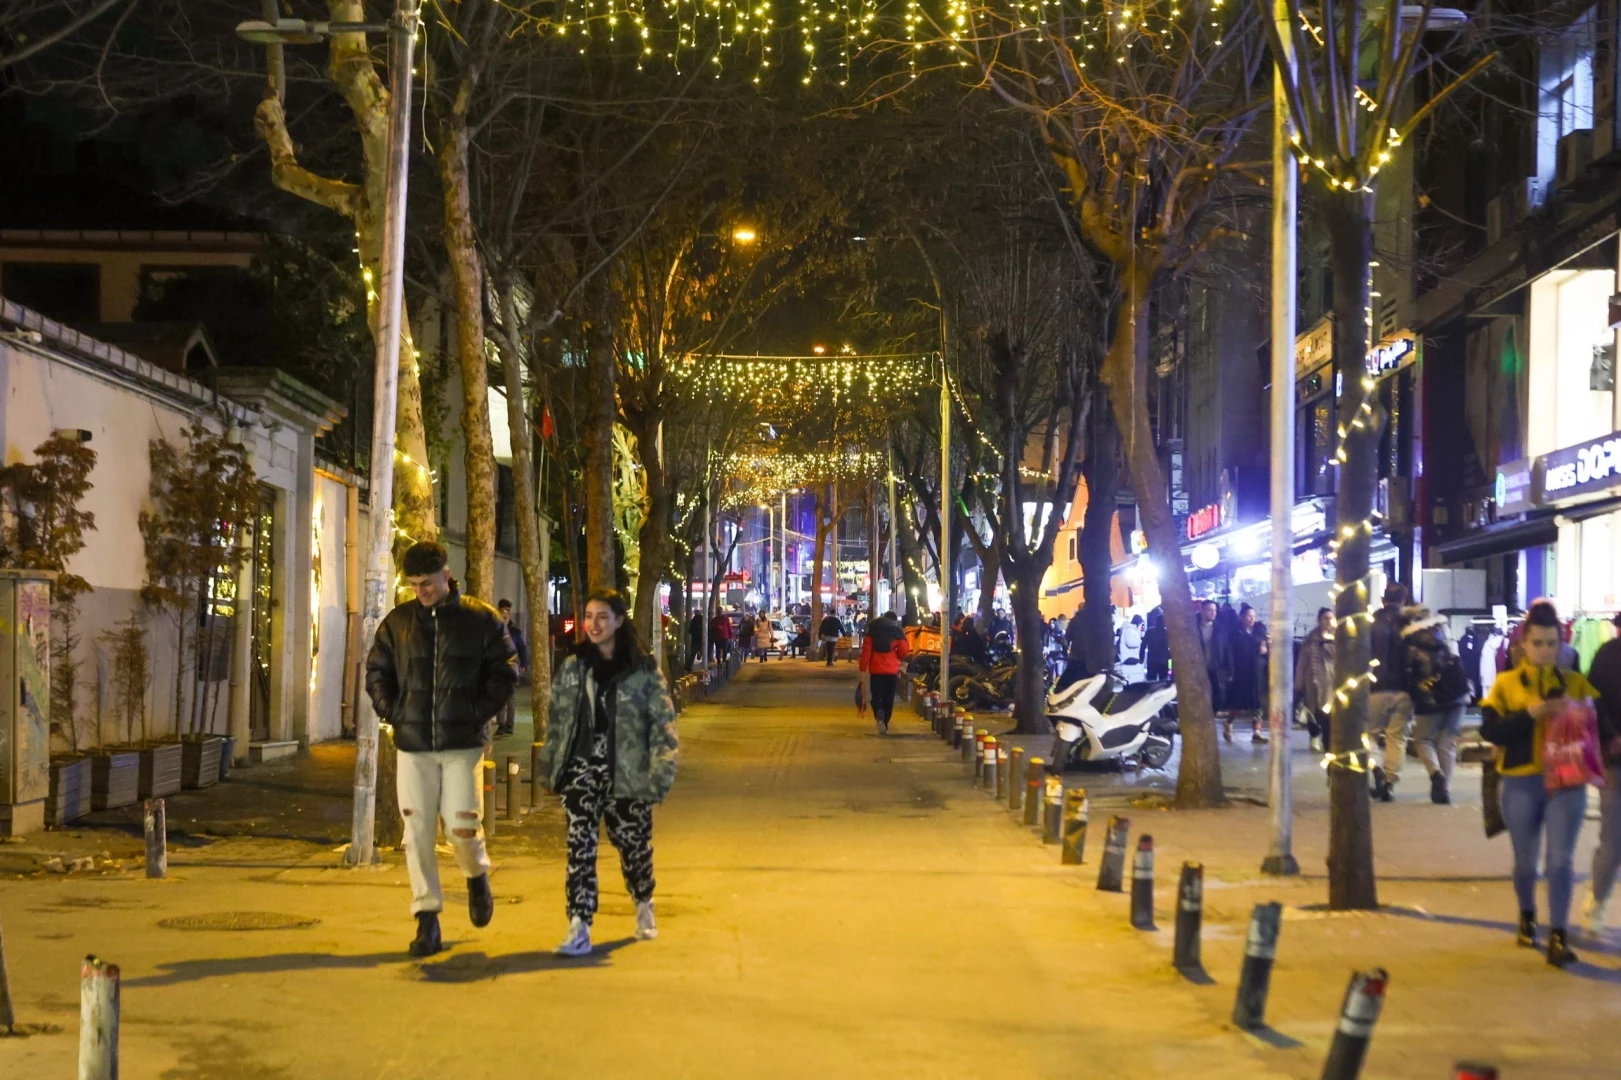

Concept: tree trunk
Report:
left=1101, top=270, right=1223, bottom=808
left=1325, top=189, right=1380, bottom=911
left=895, top=498, right=928, bottom=624
left=632, top=422, right=672, bottom=650
left=1079, top=385, right=1120, bottom=672
left=560, top=464, right=586, bottom=636
left=1007, top=561, right=1052, bottom=734
left=809, top=485, right=832, bottom=646
left=581, top=281, right=616, bottom=591
left=493, top=289, right=550, bottom=742
left=440, top=92, right=496, bottom=602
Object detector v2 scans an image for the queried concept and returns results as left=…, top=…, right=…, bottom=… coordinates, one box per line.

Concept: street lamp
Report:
left=240, top=2, right=421, bottom=869
left=731, top=226, right=759, bottom=244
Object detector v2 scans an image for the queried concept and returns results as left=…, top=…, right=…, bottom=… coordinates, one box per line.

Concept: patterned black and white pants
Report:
left=559, top=733, right=655, bottom=924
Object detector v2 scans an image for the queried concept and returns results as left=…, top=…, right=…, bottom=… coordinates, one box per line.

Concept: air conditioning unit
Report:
left=1556, top=129, right=1595, bottom=189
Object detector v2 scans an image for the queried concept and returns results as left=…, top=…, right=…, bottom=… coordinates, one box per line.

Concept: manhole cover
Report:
left=158, top=912, right=320, bottom=931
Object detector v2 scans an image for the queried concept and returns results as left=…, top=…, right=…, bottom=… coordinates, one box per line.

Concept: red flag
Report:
left=541, top=404, right=555, bottom=440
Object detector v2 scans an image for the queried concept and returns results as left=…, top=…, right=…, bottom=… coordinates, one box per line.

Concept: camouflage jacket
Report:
left=539, top=651, right=679, bottom=803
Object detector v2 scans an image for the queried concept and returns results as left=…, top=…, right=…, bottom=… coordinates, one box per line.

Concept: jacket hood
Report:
left=1400, top=605, right=1448, bottom=638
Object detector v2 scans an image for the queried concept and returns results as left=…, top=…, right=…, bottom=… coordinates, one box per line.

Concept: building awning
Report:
left=1434, top=517, right=1559, bottom=566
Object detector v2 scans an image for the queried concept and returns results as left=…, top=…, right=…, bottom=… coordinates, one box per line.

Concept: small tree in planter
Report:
left=0, top=433, right=97, bottom=753
left=101, top=613, right=152, bottom=746
left=140, top=419, right=258, bottom=739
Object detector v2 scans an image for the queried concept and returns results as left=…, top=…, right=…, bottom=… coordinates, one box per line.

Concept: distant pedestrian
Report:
left=1143, top=608, right=1170, bottom=682
left=710, top=611, right=734, bottom=662
left=1481, top=599, right=1598, bottom=968
left=1225, top=604, right=1267, bottom=744
left=1294, top=607, right=1335, bottom=753
left=860, top=610, right=911, bottom=735
left=1196, top=600, right=1232, bottom=722
left=818, top=609, right=843, bottom=666
left=1580, top=613, right=1621, bottom=936
left=364, top=541, right=516, bottom=958
left=540, top=589, right=679, bottom=957
left=496, top=599, right=529, bottom=737
left=753, top=614, right=774, bottom=661
left=1403, top=606, right=1470, bottom=804
left=1117, top=614, right=1146, bottom=668
left=686, top=610, right=705, bottom=671
left=1369, top=583, right=1414, bottom=801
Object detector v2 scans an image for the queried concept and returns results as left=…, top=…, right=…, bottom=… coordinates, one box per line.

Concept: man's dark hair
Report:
left=1524, top=598, right=1561, bottom=632
left=497, top=599, right=513, bottom=611
left=401, top=541, right=449, bottom=577
left=1318, top=607, right=1333, bottom=620
left=1383, top=581, right=1408, bottom=606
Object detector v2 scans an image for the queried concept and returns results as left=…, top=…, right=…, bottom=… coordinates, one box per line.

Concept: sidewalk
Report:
left=0, top=665, right=1613, bottom=1078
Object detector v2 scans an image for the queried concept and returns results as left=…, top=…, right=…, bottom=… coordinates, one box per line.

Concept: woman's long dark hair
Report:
left=579, top=588, right=647, bottom=663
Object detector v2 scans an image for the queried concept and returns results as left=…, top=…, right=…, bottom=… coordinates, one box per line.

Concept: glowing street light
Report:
left=731, top=226, right=758, bottom=244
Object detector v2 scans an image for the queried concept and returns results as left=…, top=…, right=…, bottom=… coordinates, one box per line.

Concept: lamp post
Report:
left=239, top=2, right=420, bottom=868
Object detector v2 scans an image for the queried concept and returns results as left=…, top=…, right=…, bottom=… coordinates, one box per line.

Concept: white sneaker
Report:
left=1310, top=736, right=1324, bottom=753
left=1583, top=890, right=1609, bottom=936
left=635, top=900, right=658, bottom=940
left=555, top=916, right=593, bottom=956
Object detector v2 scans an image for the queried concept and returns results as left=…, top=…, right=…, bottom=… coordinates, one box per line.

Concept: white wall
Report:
left=308, top=473, right=353, bottom=743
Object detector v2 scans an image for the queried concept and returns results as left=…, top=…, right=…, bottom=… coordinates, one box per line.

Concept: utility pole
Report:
left=701, top=436, right=712, bottom=666
left=1262, top=0, right=1300, bottom=877
left=939, top=354, right=952, bottom=701
left=348, top=0, right=419, bottom=868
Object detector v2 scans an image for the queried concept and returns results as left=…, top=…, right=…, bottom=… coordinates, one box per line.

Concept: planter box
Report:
left=181, top=736, right=223, bottom=790
left=138, top=742, right=183, bottom=799
left=48, top=757, right=93, bottom=826
left=90, top=751, right=140, bottom=810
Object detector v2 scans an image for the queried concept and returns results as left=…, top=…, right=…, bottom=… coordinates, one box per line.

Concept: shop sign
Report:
left=1368, top=332, right=1416, bottom=376
left=1190, top=543, right=1221, bottom=571
left=1294, top=317, right=1333, bottom=380
left=1540, top=432, right=1621, bottom=503
left=1494, top=458, right=1534, bottom=516
left=1186, top=503, right=1223, bottom=540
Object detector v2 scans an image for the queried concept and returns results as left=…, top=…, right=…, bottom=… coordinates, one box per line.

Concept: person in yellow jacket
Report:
left=1480, top=599, right=1596, bottom=968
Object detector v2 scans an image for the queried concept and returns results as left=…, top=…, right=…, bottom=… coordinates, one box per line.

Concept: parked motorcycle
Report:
left=1047, top=672, right=1179, bottom=771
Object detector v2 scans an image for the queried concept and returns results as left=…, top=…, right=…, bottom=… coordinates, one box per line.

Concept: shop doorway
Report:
left=248, top=483, right=278, bottom=743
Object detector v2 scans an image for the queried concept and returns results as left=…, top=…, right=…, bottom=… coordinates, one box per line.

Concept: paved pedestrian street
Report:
left=1, top=661, right=1616, bottom=1078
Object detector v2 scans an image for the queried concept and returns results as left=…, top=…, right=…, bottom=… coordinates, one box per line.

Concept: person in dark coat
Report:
left=1224, top=604, right=1268, bottom=744
left=365, top=541, right=517, bottom=958
left=1582, top=613, right=1621, bottom=934
left=1197, top=600, right=1233, bottom=719
left=1143, top=608, right=1170, bottom=682
left=686, top=611, right=705, bottom=670
left=495, top=599, right=530, bottom=736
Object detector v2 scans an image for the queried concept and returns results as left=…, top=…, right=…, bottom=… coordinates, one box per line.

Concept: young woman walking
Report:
left=540, top=589, right=679, bottom=957
left=1481, top=600, right=1599, bottom=968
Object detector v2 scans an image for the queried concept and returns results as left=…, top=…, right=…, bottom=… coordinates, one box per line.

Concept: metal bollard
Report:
left=531, top=742, right=545, bottom=810
left=981, top=737, right=999, bottom=789
left=1232, top=902, right=1283, bottom=1030
left=482, top=756, right=497, bottom=838
left=950, top=708, right=964, bottom=748
left=1060, top=788, right=1089, bottom=865
left=1172, top=861, right=1204, bottom=974
left=1042, top=775, right=1064, bottom=844
left=1006, top=747, right=1024, bottom=810
left=1129, top=835, right=1156, bottom=929
left=959, top=714, right=973, bottom=753
left=1320, top=969, right=1389, bottom=1080
left=968, top=726, right=985, bottom=766
left=78, top=955, right=119, bottom=1080
left=1023, top=759, right=1044, bottom=825
left=0, top=906, right=14, bottom=1033
left=1453, top=1065, right=1498, bottom=1080
left=995, top=745, right=1010, bottom=800
left=143, top=798, right=166, bottom=879
left=505, top=757, right=520, bottom=820
left=1096, top=816, right=1131, bottom=891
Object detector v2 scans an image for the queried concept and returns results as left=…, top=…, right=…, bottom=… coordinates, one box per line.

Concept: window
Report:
left=1536, top=6, right=1597, bottom=195
left=1068, top=535, right=1077, bottom=563
left=2, top=261, right=99, bottom=323
left=495, top=464, right=517, bottom=557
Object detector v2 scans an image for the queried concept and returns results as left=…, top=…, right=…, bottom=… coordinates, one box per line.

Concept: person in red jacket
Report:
left=859, top=611, right=911, bottom=735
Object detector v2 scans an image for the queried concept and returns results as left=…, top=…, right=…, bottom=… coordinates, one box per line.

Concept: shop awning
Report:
left=1434, top=517, right=1559, bottom=566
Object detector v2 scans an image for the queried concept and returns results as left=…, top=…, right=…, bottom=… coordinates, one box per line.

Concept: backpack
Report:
left=1431, top=649, right=1470, bottom=704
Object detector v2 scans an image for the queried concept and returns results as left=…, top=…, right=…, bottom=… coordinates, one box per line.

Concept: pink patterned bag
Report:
left=1543, top=697, right=1606, bottom=793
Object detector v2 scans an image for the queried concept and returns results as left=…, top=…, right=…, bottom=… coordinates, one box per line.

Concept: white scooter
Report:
left=1047, top=672, right=1179, bottom=771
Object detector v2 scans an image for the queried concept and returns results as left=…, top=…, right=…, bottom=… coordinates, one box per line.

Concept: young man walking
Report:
left=366, top=541, right=517, bottom=957
left=859, top=611, right=911, bottom=735
left=1369, top=582, right=1414, bottom=802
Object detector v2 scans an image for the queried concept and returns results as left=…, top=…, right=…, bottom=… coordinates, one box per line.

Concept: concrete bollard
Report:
left=1129, top=835, right=1156, bottom=930
left=995, top=744, right=1010, bottom=801
left=968, top=726, right=986, bottom=767
left=78, top=955, right=119, bottom=1080
left=505, top=757, right=520, bottom=820
left=0, top=906, right=14, bottom=1033
left=1453, top=1066, right=1498, bottom=1080
left=1172, top=861, right=1204, bottom=975
left=482, top=756, right=497, bottom=838
left=981, top=737, right=999, bottom=790
left=1006, top=747, right=1024, bottom=810
left=1320, top=969, right=1389, bottom=1080
left=531, top=742, right=546, bottom=810
left=1060, top=788, right=1089, bottom=865
left=922, top=693, right=933, bottom=726
left=958, top=715, right=973, bottom=753
left=143, top=798, right=166, bottom=880
left=1023, top=759, right=1044, bottom=825
left=1042, top=776, right=1064, bottom=844
left=1095, top=816, right=1131, bottom=891
left=1232, top=902, right=1283, bottom=1030
left=949, top=708, right=963, bottom=748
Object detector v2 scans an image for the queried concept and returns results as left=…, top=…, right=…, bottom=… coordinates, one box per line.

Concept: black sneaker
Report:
left=468, top=874, right=494, bottom=928
left=1516, top=910, right=1538, bottom=949
left=409, top=911, right=442, bottom=957
left=1547, top=928, right=1578, bottom=968
left=1429, top=771, right=1450, bottom=805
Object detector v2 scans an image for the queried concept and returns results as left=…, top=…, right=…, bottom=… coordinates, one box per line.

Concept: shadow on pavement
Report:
left=124, top=951, right=410, bottom=988
left=416, top=938, right=637, bottom=982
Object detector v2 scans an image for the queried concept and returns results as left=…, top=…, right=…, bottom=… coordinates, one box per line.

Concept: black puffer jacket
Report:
left=365, top=586, right=517, bottom=753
